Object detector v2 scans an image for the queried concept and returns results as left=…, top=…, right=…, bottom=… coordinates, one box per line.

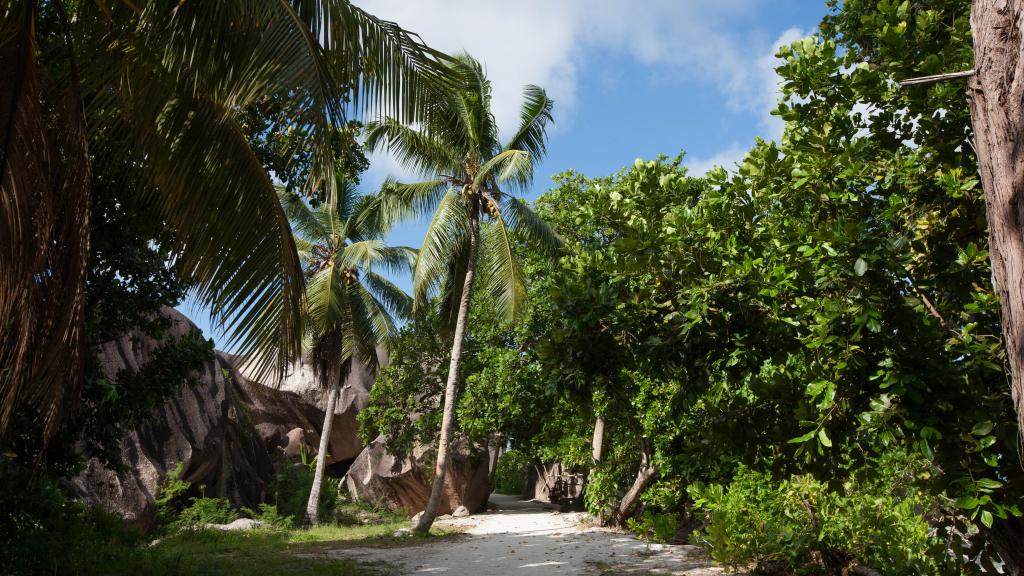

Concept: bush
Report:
left=155, top=462, right=191, bottom=525
left=494, top=449, right=531, bottom=495
left=242, top=503, right=295, bottom=529
left=627, top=509, right=681, bottom=544
left=689, top=460, right=938, bottom=575
left=171, top=496, right=239, bottom=530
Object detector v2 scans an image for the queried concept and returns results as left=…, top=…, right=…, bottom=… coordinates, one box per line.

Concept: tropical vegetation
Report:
left=4, top=0, right=1024, bottom=575
left=362, top=53, right=561, bottom=533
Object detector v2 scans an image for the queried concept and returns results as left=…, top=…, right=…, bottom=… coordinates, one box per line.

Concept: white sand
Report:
left=311, top=494, right=723, bottom=575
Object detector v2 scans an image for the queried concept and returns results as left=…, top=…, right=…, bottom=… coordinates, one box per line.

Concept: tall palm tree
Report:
left=363, top=54, right=561, bottom=533
left=0, top=1, right=451, bottom=445
left=279, top=183, right=414, bottom=524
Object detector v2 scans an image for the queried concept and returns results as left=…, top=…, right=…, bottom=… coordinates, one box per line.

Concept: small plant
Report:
left=626, top=509, right=679, bottom=544
left=241, top=503, right=294, bottom=530
left=155, top=463, right=191, bottom=525
left=171, top=496, right=239, bottom=531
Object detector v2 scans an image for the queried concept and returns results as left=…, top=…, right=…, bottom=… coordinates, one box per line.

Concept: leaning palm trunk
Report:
left=414, top=212, right=480, bottom=534
left=305, top=380, right=339, bottom=525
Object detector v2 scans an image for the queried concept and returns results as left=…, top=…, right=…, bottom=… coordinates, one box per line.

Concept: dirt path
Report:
left=313, top=494, right=723, bottom=575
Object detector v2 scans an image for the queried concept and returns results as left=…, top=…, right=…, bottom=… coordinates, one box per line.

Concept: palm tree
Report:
left=0, top=1, right=451, bottom=444
left=363, top=54, right=561, bottom=533
left=279, top=183, right=414, bottom=524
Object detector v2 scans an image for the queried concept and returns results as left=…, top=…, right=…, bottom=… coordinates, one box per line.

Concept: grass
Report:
left=75, top=521, right=459, bottom=576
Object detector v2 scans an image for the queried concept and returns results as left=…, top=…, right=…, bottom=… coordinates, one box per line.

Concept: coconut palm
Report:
left=279, top=183, right=413, bottom=524
left=0, top=1, right=451, bottom=444
left=363, top=54, right=561, bottom=533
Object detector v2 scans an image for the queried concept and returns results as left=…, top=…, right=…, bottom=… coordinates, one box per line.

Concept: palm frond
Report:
left=504, top=85, right=554, bottom=161
left=479, top=216, right=527, bottom=324
left=280, top=188, right=328, bottom=243
left=364, top=118, right=460, bottom=177
left=358, top=178, right=449, bottom=235
left=0, top=10, right=91, bottom=442
left=363, top=271, right=414, bottom=321
left=476, top=149, right=533, bottom=193
left=412, top=190, right=470, bottom=311
left=502, top=196, right=563, bottom=256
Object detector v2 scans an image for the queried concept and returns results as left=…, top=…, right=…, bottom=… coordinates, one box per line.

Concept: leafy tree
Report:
left=363, top=53, right=560, bottom=533
left=0, top=0, right=452, bottom=448
left=278, top=184, right=413, bottom=524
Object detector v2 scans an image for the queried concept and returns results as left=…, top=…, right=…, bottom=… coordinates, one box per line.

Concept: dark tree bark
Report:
left=987, top=515, right=1024, bottom=576
left=414, top=207, right=480, bottom=534
left=970, top=0, right=1024, bottom=435
left=609, top=438, right=657, bottom=526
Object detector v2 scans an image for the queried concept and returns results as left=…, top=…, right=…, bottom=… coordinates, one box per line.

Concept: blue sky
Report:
left=182, top=0, right=827, bottom=347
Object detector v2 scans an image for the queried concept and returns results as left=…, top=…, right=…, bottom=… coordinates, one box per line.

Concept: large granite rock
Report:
left=68, top=308, right=376, bottom=530
left=343, top=436, right=491, bottom=516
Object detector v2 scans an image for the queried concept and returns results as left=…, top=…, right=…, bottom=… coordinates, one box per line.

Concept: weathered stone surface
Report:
left=344, top=436, right=491, bottom=516
left=68, top=308, right=377, bottom=530
left=452, top=505, right=470, bottom=518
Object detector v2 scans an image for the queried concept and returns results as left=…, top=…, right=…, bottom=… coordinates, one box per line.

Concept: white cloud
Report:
left=686, top=142, right=748, bottom=176
left=355, top=1, right=811, bottom=141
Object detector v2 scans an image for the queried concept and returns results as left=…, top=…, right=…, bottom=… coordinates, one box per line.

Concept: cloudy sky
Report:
left=184, top=0, right=827, bottom=345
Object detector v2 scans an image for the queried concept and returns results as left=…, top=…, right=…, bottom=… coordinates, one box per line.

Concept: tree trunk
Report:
left=609, top=438, right=657, bottom=526
left=414, top=210, right=480, bottom=534
left=970, top=0, right=1024, bottom=434
left=987, top=514, right=1024, bottom=576
left=487, top=437, right=502, bottom=492
left=591, top=414, right=606, bottom=463
left=305, top=379, right=340, bottom=525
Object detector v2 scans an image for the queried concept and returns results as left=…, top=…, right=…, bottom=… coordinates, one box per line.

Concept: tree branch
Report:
left=898, top=70, right=975, bottom=87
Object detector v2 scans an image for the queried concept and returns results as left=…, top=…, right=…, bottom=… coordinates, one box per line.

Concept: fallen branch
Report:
left=898, top=69, right=975, bottom=87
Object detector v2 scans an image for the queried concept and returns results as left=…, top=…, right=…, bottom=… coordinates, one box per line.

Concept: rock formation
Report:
left=69, top=308, right=493, bottom=528
left=343, top=436, right=491, bottom=516
left=68, top=308, right=372, bottom=530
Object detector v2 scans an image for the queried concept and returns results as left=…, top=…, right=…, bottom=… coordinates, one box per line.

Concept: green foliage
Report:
left=155, top=462, right=192, bottom=525
left=241, top=504, right=296, bottom=530
left=268, top=461, right=340, bottom=522
left=494, top=449, right=531, bottom=495
left=689, top=458, right=939, bottom=575
left=172, top=497, right=240, bottom=531
left=627, top=510, right=680, bottom=545
left=0, top=458, right=146, bottom=576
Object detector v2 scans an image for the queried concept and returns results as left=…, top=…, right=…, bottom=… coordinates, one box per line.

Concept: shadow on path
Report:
left=307, top=493, right=724, bottom=575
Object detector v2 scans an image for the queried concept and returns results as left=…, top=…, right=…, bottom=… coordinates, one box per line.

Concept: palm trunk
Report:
left=591, top=414, right=606, bottom=463
left=969, top=0, right=1024, bottom=434
left=609, top=438, right=656, bottom=526
left=305, top=377, right=340, bottom=525
left=414, top=209, right=481, bottom=534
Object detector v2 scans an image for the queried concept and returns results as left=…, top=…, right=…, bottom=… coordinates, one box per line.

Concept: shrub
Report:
left=241, top=503, right=295, bottom=530
left=627, top=509, right=680, bottom=544
left=689, top=460, right=938, bottom=575
left=155, top=462, right=191, bottom=525
left=172, top=496, right=239, bottom=530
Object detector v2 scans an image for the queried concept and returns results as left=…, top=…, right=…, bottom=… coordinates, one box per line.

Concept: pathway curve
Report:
left=313, top=494, right=723, bottom=575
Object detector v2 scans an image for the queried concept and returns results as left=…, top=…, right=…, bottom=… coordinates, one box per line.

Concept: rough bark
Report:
left=609, top=438, right=657, bottom=525
left=414, top=209, right=480, bottom=534
left=591, top=414, right=606, bottom=463
left=969, top=0, right=1024, bottom=435
left=305, top=380, right=340, bottom=525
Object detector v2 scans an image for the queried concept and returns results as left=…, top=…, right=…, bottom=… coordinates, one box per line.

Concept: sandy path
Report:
left=313, top=494, right=723, bottom=575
